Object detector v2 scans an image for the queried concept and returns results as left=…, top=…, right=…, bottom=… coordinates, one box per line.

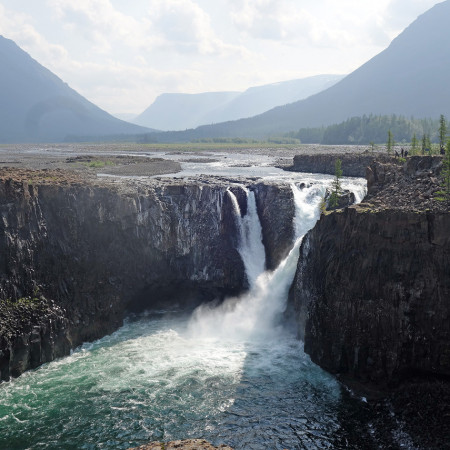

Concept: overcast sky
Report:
left=0, top=0, right=442, bottom=116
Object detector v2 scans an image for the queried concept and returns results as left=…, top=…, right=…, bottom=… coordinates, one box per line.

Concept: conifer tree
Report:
left=435, top=140, right=450, bottom=206
left=439, top=114, right=447, bottom=153
left=421, top=134, right=427, bottom=154
left=387, top=130, right=394, bottom=155
left=411, top=133, right=418, bottom=155
left=328, top=159, right=343, bottom=209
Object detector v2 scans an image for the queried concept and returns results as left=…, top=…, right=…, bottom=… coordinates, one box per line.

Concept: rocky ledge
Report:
left=294, top=155, right=450, bottom=387
left=285, top=152, right=392, bottom=177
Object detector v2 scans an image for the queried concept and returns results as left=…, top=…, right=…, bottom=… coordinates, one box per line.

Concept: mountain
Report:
left=0, top=36, right=150, bottom=143
left=150, top=1, right=450, bottom=141
left=134, top=75, right=344, bottom=130
left=134, top=91, right=240, bottom=130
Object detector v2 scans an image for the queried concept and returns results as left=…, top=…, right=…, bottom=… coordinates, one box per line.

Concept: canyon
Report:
left=1, top=155, right=449, bottom=391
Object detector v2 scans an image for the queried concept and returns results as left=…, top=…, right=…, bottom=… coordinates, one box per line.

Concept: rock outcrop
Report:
left=0, top=170, right=297, bottom=381
left=130, top=439, right=233, bottom=449
left=253, top=182, right=295, bottom=270
left=286, top=153, right=390, bottom=177
left=294, top=156, right=450, bottom=387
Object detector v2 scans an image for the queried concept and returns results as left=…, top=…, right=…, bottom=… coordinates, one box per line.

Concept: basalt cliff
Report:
left=294, top=156, right=450, bottom=387
left=0, top=170, right=296, bottom=381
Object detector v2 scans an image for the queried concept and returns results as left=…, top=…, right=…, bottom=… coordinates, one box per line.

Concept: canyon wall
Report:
left=0, top=172, right=295, bottom=381
left=294, top=157, right=450, bottom=386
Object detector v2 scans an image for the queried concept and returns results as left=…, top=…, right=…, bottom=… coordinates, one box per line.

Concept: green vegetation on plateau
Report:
left=288, top=114, right=442, bottom=145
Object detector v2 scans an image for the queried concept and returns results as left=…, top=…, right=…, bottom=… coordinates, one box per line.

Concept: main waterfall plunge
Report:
left=0, top=178, right=378, bottom=450
left=188, top=184, right=323, bottom=341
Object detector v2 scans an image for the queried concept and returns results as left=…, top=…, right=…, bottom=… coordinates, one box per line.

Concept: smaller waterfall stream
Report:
left=226, top=188, right=266, bottom=288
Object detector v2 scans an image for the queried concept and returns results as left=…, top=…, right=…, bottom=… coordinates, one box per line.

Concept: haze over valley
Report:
left=0, top=1, right=448, bottom=143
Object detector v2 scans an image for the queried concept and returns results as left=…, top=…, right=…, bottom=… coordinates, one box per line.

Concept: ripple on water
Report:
left=0, top=313, right=350, bottom=449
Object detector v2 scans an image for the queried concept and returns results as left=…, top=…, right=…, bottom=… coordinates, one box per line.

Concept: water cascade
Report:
left=188, top=184, right=325, bottom=341
left=226, top=188, right=266, bottom=288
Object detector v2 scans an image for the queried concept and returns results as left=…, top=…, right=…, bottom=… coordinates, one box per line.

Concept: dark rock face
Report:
left=253, top=182, right=295, bottom=270
left=294, top=157, right=450, bottom=386
left=0, top=172, right=297, bottom=381
left=287, top=153, right=389, bottom=177
left=0, top=297, right=70, bottom=381
left=0, top=176, right=244, bottom=380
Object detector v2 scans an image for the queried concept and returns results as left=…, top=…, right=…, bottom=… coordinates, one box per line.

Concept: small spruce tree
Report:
left=328, top=158, right=343, bottom=209
left=439, top=114, right=447, bottom=153
left=387, top=130, right=394, bottom=155
left=421, top=133, right=427, bottom=155
left=411, top=133, right=418, bottom=155
left=435, top=140, right=450, bottom=207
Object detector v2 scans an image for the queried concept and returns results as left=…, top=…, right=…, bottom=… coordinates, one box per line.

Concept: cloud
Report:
left=228, top=0, right=373, bottom=47
left=0, top=4, right=69, bottom=66
left=148, top=0, right=226, bottom=54
left=383, top=0, right=440, bottom=30
left=48, top=0, right=156, bottom=53
left=47, top=0, right=245, bottom=57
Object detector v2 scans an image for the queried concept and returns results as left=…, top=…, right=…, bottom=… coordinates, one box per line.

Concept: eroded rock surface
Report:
left=294, top=156, right=450, bottom=386
left=0, top=169, right=297, bottom=381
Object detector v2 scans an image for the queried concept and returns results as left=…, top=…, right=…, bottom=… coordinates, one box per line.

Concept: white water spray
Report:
left=226, top=188, right=266, bottom=288
left=188, top=184, right=325, bottom=341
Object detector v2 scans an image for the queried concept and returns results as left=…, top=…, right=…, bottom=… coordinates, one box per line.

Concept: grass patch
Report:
left=83, top=160, right=115, bottom=169
left=1, top=297, right=41, bottom=308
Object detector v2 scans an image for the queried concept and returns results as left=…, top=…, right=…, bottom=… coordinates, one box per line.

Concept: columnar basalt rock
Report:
left=0, top=171, right=297, bottom=381
left=294, top=157, right=450, bottom=386
left=0, top=173, right=245, bottom=380
left=253, top=182, right=295, bottom=270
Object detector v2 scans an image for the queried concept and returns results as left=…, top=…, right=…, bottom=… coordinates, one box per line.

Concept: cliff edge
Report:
left=294, top=156, right=450, bottom=386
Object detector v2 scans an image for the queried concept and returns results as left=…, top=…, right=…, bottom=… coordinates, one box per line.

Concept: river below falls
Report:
left=0, top=310, right=404, bottom=450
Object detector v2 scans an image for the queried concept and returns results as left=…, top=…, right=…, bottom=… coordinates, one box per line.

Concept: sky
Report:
left=0, top=0, right=442, bottom=116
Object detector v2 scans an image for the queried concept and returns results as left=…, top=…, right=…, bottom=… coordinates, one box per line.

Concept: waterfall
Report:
left=227, top=188, right=266, bottom=288
left=188, top=184, right=324, bottom=341
left=292, top=183, right=325, bottom=239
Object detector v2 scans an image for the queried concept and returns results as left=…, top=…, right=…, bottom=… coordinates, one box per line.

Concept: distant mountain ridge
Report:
left=148, top=0, right=450, bottom=141
left=134, top=75, right=344, bottom=130
left=0, top=36, right=150, bottom=143
left=134, top=91, right=240, bottom=130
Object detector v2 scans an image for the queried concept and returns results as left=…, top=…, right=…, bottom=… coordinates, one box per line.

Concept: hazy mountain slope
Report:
left=134, top=92, right=240, bottom=130
left=134, top=75, right=344, bottom=130
left=206, top=75, right=344, bottom=124
left=151, top=1, right=450, bottom=141
left=0, top=36, right=149, bottom=142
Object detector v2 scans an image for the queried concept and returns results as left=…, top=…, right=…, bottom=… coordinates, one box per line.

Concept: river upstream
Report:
left=0, top=152, right=417, bottom=449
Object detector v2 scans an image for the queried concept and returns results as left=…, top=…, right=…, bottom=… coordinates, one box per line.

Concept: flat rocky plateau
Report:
left=0, top=142, right=384, bottom=178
